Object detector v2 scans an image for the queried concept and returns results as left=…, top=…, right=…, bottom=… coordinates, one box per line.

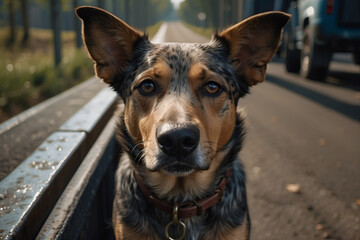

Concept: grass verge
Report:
left=0, top=28, right=93, bottom=123
left=0, top=21, right=164, bottom=123
left=146, top=21, right=163, bottom=39
left=182, top=22, right=214, bottom=39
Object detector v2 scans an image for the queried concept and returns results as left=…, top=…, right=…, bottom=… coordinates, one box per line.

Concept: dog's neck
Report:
left=134, top=168, right=232, bottom=218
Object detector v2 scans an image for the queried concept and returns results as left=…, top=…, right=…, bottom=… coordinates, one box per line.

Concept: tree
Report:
left=74, top=0, right=82, bottom=48
left=98, top=0, right=104, bottom=8
left=20, top=0, right=30, bottom=45
left=178, top=0, right=241, bottom=29
left=124, top=0, right=130, bottom=23
left=6, top=0, right=16, bottom=46
left=50, top=0, right=62, bottom=65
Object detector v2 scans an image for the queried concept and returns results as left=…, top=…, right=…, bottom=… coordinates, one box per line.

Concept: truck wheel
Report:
left=300, top=26, right=331, bottom=80
left=285, top=38, right=301, bottom=73
left=353, top=53, right=360, bottom=65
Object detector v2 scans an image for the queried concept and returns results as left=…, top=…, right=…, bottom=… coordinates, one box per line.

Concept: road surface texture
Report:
left=241, top=59, right=360, bottom=240
left=153, top=22, right=360, bottom=239
left=1, top=21, right=359, bottom=239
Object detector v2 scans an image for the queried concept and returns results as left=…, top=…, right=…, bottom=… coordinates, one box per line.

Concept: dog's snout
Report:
left=157, top=126, right=200, bottom=157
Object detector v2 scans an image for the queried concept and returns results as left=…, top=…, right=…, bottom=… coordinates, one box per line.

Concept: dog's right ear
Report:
left=75, top=6, right=145, bottom=84
left=217, top=11, right=290, bottom=86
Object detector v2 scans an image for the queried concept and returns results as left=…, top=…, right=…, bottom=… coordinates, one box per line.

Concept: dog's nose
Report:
left=157, top=126, right=200, bottom=156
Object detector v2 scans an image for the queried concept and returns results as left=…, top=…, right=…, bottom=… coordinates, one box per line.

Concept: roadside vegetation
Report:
left=182, top=22, right=213, bottom=39
left=146, top=21, right=163, bottom=39
left=0, top=27, right=93, bottom=122
left=0, top=22, right=162, bottom=123
left=0, top=0, right=173, bottom=123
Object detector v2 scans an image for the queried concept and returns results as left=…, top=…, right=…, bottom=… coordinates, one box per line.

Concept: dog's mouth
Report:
left=163, top=162, right=195, bottom=176
left=149, top=155, right=210, bottom=176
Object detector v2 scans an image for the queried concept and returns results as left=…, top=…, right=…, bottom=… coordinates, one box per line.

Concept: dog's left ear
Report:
left=75, top=6, right=146, bottom=84
left=218, top=11, right=290, bottom=86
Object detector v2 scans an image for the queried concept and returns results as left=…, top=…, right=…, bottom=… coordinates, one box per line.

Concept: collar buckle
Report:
left=215, top=188, right=224, bottom=202
left=165, top=203, right=186, bottom=240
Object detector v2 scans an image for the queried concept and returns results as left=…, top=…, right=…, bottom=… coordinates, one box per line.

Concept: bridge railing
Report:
left=0, top=86, right=119, bottom=240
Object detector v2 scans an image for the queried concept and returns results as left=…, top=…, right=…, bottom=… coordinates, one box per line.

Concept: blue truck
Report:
left=276, top=0, right=360, bottom=80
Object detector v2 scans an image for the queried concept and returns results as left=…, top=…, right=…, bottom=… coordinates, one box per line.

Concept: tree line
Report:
left=2, top=0, right=174, bottom=65
left=178, top=0, right=243, bottom=30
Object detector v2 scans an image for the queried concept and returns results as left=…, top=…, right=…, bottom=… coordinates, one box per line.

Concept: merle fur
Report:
left=113, top=35, right=251, bottom=239
left=110, top=35, right=250, bottom=104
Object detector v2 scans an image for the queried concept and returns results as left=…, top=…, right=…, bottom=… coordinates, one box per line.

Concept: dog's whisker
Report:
left=139, top=150, right=147, bottom=160
left=203, top=140, right=221, bottom=148
left=202, top=143, right=218, bottom=153
left=130, top=141, right=144, bottom=155
left=134, top=148, right=146, bottom=162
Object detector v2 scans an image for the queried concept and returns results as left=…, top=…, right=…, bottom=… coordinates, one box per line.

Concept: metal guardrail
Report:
left=0, top=87, right=119, bottom=240
left=0, top=77, right=101, bottom=136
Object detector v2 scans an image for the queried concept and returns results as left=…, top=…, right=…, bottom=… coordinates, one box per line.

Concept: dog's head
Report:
left=76, top=7, right=289, bottom=197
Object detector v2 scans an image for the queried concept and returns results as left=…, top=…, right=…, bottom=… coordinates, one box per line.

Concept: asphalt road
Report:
left=242, top=58, right=360, bottom=239
left=158, top=22, right=360, bottom=239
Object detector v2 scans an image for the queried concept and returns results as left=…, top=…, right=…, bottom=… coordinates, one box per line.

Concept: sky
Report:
left=171, top=0, right=184, bottom=9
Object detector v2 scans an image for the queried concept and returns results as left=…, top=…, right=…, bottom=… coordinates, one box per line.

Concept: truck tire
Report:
left=285, top=36, right=301, bottom=73
left=353, top=53, right=360, bottom=65
left=300, top=26, right=331, bottom=80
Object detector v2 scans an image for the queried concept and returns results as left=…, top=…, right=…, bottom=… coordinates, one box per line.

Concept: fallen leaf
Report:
left=356, top=199, right=360, bottom=207
left=252, top=166, right=261, bottom=174
left=286, top=184, right=301, bottom=193
left=318, top=138, right=326, bottom=146
left=271, top=116, right=278, bottom=124
left=355, top=92, right=360, bottom=99
left=315, top=224, right=325, bottom=231
left=322, top=232, right=330, bottom=239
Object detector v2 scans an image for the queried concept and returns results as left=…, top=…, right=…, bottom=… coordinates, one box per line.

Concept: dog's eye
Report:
left=204, top=82, right=222, bottom=96
left=139, top=80, right=155, bottom=94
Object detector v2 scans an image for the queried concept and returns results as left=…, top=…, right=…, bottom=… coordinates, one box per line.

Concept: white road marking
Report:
left=151, top=23, right=168, bottom=43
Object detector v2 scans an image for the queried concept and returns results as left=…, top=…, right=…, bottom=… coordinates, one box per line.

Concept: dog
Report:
left=76, top=7, right=289, bottom=240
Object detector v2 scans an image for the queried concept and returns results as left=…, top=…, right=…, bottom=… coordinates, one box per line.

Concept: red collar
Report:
left=134, top=168, right=232, bottom=219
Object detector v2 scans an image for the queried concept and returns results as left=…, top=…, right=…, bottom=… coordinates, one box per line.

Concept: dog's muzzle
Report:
left=157, top=125, right=199, bottom=157
left=154, top=124, right=207, bottom=175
